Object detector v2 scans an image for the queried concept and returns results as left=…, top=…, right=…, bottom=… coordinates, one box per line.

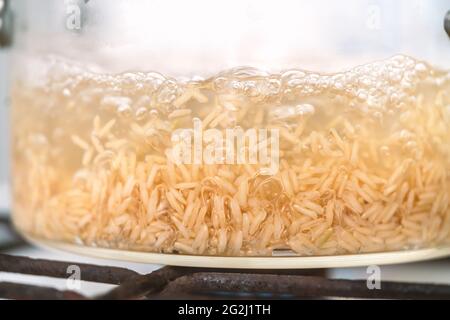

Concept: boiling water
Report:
left=11, top=55, right=450, bottom=256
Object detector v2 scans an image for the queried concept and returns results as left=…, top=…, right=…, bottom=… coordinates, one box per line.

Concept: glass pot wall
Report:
left=6, top=0, right=450, bottom=263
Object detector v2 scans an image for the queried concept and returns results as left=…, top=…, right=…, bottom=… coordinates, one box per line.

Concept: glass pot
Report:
left=4, top=0, right=450, bottom=268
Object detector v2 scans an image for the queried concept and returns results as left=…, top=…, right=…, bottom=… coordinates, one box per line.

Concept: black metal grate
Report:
left=1, top=216, right=450, bottom=300
left=0, top=216, right=26, bottom=252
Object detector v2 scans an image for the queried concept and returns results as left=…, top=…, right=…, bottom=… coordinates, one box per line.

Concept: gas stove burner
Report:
left=1, top=218, right=450, bottom=300
left=1, top=253, right=450, bottom=300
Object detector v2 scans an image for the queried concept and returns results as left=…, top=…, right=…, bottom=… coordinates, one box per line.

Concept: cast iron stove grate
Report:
left=1, top=216, right=450, bottom=300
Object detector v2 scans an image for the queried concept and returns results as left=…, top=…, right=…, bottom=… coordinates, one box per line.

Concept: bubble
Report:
left=415, top=63, right=427, bottom=74
left=388, top=72, right=400, bottom=83
left=287, top=78, right=305, bottom=88
left=62, top=88, right=71, bottom=97
left=334, top=82, right=344, bottom=90
left=401, top=80, right=413, bottom=92
left=101, top=96, right=129, bottom=108
left=100, top=96, right=132, bottom=118
left=260, top=78, right=281, bottom=96
left=135, top=107, right=148, bottom=121
left=269, top=104, right=315, bottom=120
left=227, top=80, right=242, bottom=92
left=191, top=75, right=205, bottom=83
left=117, top=104, right=132, bottom=118
left=242, top=80, right=259, bottom=97
left=213, top=77, right=228, bottom=91
left=157, top=80, right=180, bottom=105
left=361, top=77, right=372, bottom=87
left=149, top=109, right=159, bottom=118
left=357, top=90, right=368, bottom=101
left=228, top=66, right=269, bottom=78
